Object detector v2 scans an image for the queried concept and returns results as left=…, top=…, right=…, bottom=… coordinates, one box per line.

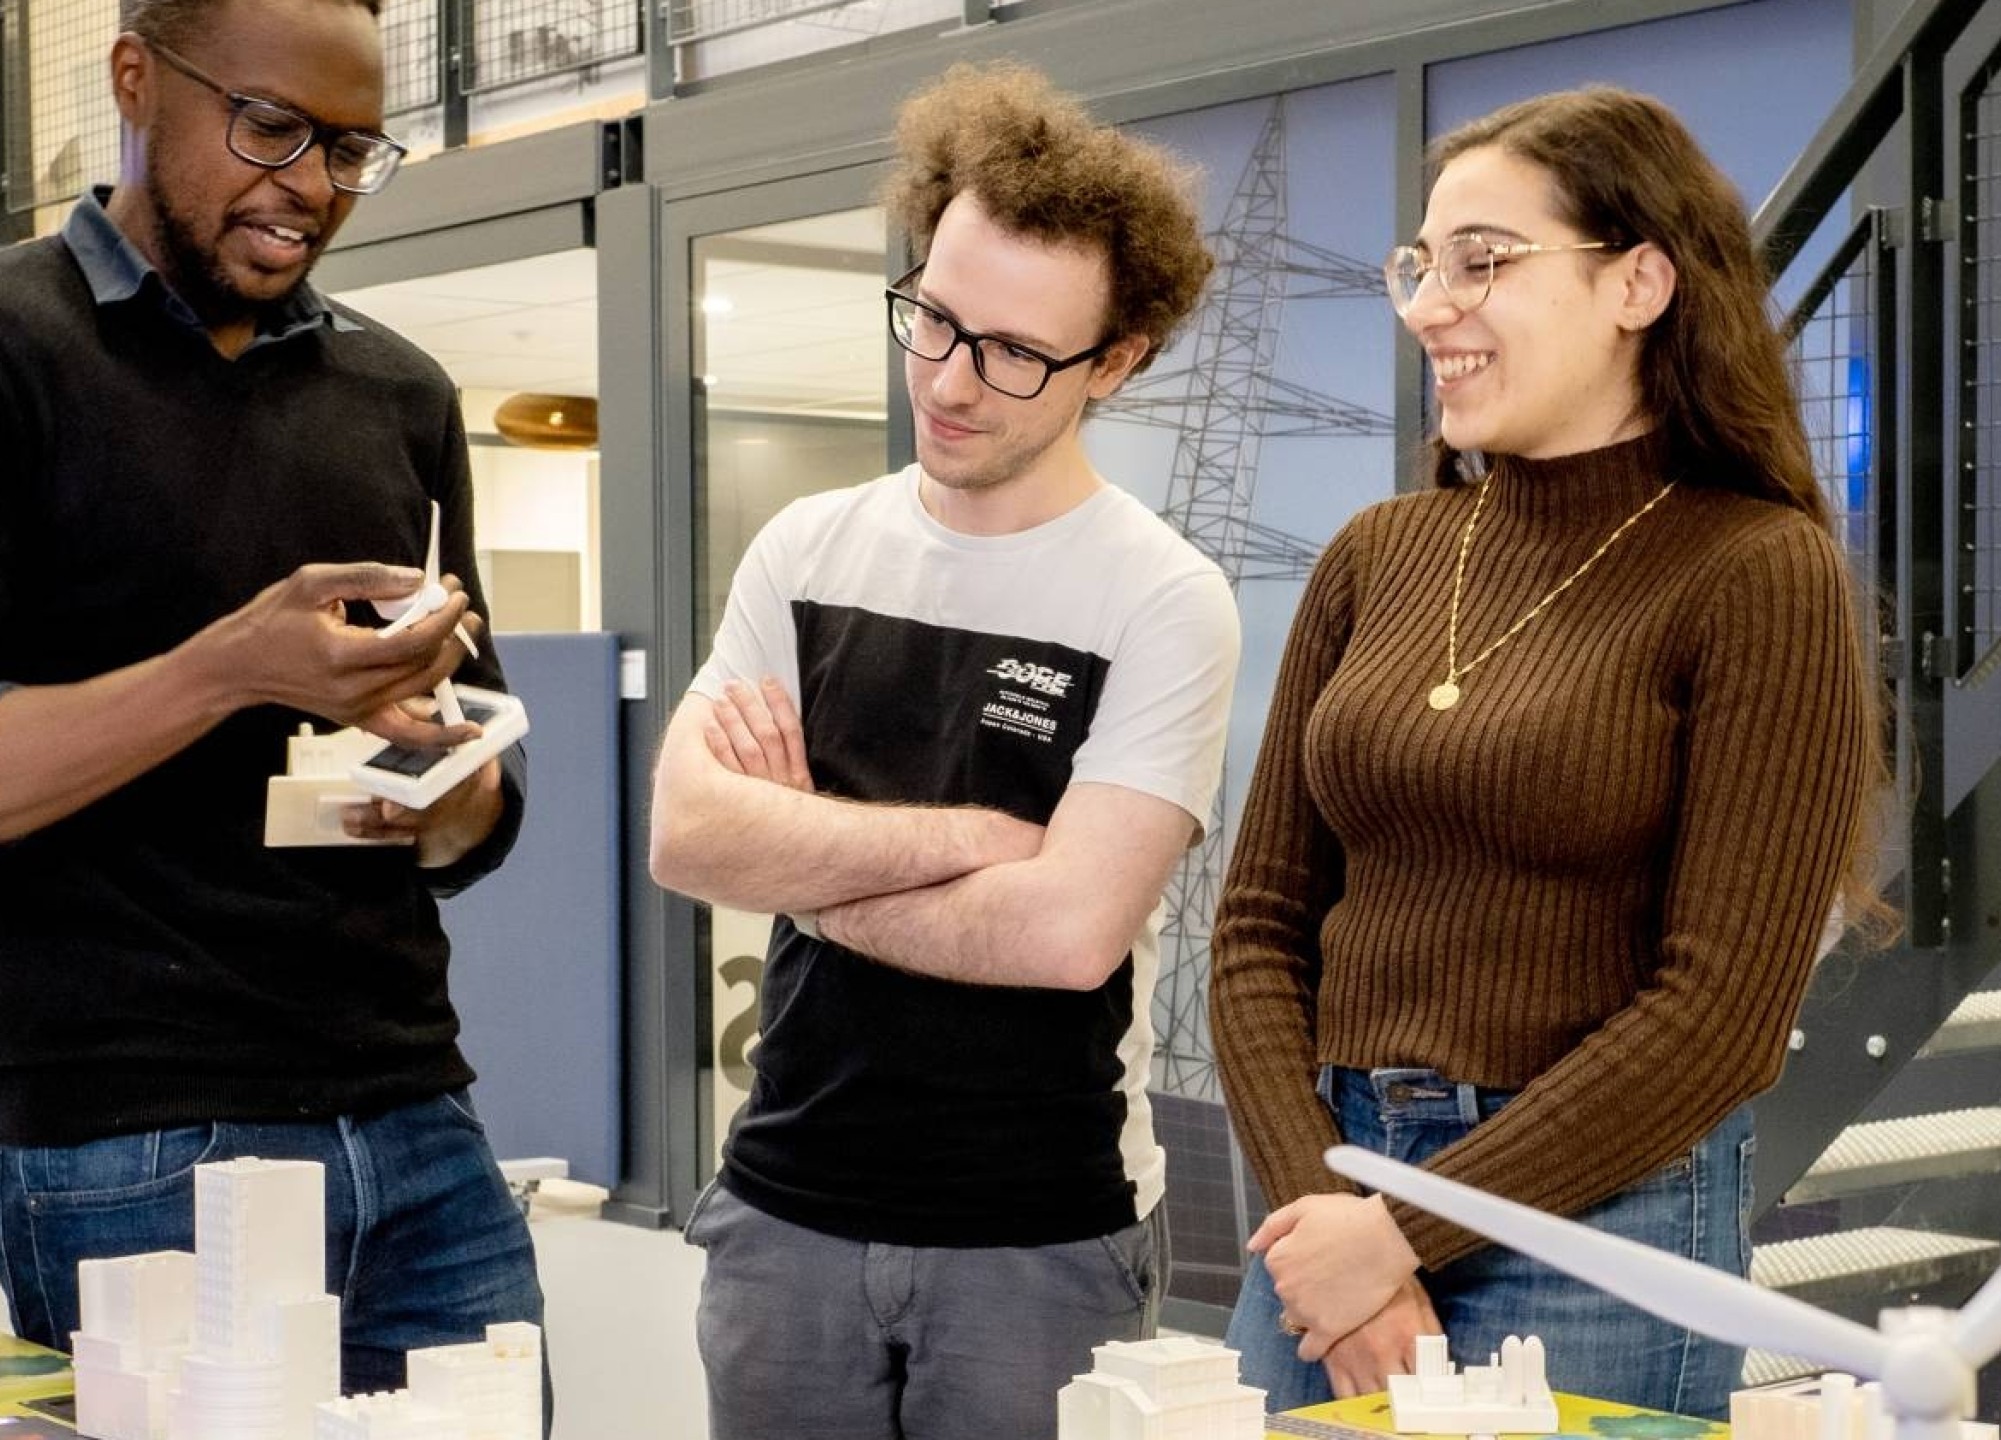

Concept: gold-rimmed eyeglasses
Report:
left=147, top=40, right=407, bottom=196
left=884, top=265, right=1114, bottom=401
left=1383, top=233, right=1624, bottom=317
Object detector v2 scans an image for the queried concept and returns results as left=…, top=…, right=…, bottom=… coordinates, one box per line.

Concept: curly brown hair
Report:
left=1425, top=87, right=1823, bottom=526
left=881, top=61, right=1213, bottom=374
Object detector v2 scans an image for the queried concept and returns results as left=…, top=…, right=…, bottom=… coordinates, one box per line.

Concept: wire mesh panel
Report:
left=669, top=0, right=958, bottom=84
left=458, top=0, right=640, bottom=94
left=1963, top=54, right=2001, bottom=675
left=1787, top=214, right=1886, bottom=596
left=380, top=0, right=441, bottom=117
left=4, top=0, right=119, bottom=214
left=668, top=0, right=857, bottom=43
left=1785, top=210, right=1904, bottom=887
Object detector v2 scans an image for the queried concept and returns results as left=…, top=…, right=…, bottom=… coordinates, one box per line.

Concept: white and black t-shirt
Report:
left=692, top=466, right=1238, bottom=1247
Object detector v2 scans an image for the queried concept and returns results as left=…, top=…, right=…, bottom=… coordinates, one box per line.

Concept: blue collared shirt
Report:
left=60, top=185, right=360, bottom=353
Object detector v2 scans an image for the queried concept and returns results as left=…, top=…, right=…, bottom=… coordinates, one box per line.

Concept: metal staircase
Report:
left=1742, top=0, right=2001, bottom=1408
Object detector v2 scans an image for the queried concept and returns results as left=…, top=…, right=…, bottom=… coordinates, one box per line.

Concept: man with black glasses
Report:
left=0, top=0, right=544, bottom=1412
left=650, top=61, right=1239, bottom=1440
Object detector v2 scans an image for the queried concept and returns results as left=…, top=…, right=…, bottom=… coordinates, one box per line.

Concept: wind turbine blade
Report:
left=424, top=500, right=442, bottom=585
left=1326, top=1145, right=1889, bottom=1379
left=376, top=605, right=424, bottom=638
left=1949, top=1260, right=2001, bottom=1367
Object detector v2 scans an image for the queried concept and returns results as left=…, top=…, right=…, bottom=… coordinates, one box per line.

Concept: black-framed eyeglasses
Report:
left=148, top=41, right=406, bottom=196
left=885, top=265, right=1114, bottom=401
left=1383, top=232, right=1625, bottom=317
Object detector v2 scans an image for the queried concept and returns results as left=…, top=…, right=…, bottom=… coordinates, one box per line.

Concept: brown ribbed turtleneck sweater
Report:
left=1211, top=434, right=1868, bottom=1270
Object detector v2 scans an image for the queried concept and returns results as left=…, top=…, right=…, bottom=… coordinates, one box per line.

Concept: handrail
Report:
left=1746, top=0, right=2001, bottom=1218
left=1753, top=0, right=1985, bottom=274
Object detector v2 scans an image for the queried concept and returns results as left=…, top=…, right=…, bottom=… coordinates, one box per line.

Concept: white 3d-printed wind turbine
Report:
left=375, top=499, right=480, bottom=659
left=346, top=499, right=529, bottom=809
left=1325, top=1144, right=2001, bottom=1440
left=374, top=498, right=479, bottom=725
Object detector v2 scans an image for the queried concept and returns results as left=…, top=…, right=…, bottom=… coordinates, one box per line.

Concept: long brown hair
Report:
left=1425, top=88, right=1823, bottom=526
left=1429, top=86, right=1897, bottom=943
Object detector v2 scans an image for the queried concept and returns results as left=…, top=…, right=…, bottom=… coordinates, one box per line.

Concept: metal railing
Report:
left=2, top=0, right=116, bottom=216
left=1750, top=0, right=2001, bottom=1209
left=1960, top=50, right=2001, bottom=675
left=667, top=0, right=860, bottom=44
left=0, top=0, right=1043, bottom=212
left=457, top=0, right=641, bottom=94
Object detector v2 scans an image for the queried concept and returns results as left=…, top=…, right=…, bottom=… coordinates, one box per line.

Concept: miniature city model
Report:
left=66, top=1157, right=541, bottom=1440
left=73, top=1157, right=337, bottom=1440
left=1731, top=1372, right=2000, bottom=1440
left=1388, top=1333, right=1558, bottom=1435
left=1056, top=1335, right=1265, bottom=1440
left=313, top=1324, right=541, bottom=1440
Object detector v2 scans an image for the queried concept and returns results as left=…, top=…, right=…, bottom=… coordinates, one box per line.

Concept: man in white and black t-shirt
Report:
left=650, top=60, right=1240, bottom=1440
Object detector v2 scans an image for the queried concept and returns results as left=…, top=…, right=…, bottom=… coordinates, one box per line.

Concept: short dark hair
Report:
left=124, top=0, right=382, bottom=50
left=881, top=61, right=1213, bottom=372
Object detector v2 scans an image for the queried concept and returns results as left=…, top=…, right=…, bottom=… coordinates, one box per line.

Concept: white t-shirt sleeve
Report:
left=1067, top=563, right=1240, bottom=833
left=688, top=504, right=806, bottom=707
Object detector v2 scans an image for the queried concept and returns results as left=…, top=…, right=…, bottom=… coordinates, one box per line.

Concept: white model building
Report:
left=1388, top=1333, right=1559, bottom=1434
left=73, top=1157, right=337, bottom=1440
left=315, top=1322, right=539, bottom=1440
left=71, top=1251, right=196, bottom=1440
left=1057, top=1335, right=1264, bottom=1440
left=1732, top=1371, right=1999, bottom=1440
left=68, top=1158, right=541, bottom=1440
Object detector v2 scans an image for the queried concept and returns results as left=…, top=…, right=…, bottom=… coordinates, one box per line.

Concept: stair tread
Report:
left=1751, top=1225, right=2000, bottom=1288
left=1745, top=1228, right=2000, bottom=1388
left=1785, top=1108, right=2001, bottom=1200
left=1809, top=1107, right=2001, bottom=1169
left=1742, top=1350, right=1820, bottom=1388
left=1921, top=989, right=2001, bottom=1056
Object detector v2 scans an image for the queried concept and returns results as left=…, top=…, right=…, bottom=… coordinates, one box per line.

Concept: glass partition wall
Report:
left=689, top=207, right=890, bottom=1162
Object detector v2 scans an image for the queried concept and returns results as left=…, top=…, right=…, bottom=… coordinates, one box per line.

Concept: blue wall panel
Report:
left=441, top=631, right=622, bottom=1187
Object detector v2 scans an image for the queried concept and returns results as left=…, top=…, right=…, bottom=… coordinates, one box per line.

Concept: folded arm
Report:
left=821, top=778, right=1197, bottom=990
left=648, top=688, right=1044, bottom=915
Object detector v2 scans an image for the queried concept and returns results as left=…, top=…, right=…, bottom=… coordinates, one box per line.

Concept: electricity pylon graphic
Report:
left=1099, top=95, right=1392, bottom=1099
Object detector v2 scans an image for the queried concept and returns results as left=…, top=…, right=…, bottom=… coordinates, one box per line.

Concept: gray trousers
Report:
left=683, top=1182, right=1165, bottom=1440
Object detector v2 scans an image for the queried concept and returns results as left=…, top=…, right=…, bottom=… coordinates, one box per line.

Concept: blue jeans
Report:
left=685, top=1181, right=1164, bottom=1440
left=1225, top=1066, right=1751, bottom=1419
left=0, top=1092, right=546, bottom=1427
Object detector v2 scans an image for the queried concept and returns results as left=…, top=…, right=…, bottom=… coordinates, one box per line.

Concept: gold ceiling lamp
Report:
left=493, top=393, right=599, bottom=450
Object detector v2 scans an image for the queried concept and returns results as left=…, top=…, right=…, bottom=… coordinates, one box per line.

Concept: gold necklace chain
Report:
left=1429, top=474, right=1678, bottom=712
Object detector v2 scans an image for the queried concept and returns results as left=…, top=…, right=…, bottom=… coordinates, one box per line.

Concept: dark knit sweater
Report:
left=1211, top=435, right=1868, bottom=1269
left=0, top=223, right=524, bottom=1145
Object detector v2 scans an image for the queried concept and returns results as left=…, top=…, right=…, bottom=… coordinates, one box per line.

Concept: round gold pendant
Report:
left=1428, top=681, right=1462, bottom=712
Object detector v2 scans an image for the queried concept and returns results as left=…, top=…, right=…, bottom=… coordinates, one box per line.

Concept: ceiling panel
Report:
left=329, top=209, right=890, bottom=423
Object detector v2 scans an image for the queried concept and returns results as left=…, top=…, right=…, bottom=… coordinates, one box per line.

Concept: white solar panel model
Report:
left=353, top=500, right=528, bottom=810
left=265, top=500, right=527, bottom=835
left=346, top=686, right=528, bottom=812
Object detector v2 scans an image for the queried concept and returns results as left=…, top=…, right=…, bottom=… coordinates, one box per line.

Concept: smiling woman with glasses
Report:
left=1211, top=85, right=1887, bottom=1423
left=885, top=265, right=1115, bottom=400
left=147, top=39, right=406, bottom=194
